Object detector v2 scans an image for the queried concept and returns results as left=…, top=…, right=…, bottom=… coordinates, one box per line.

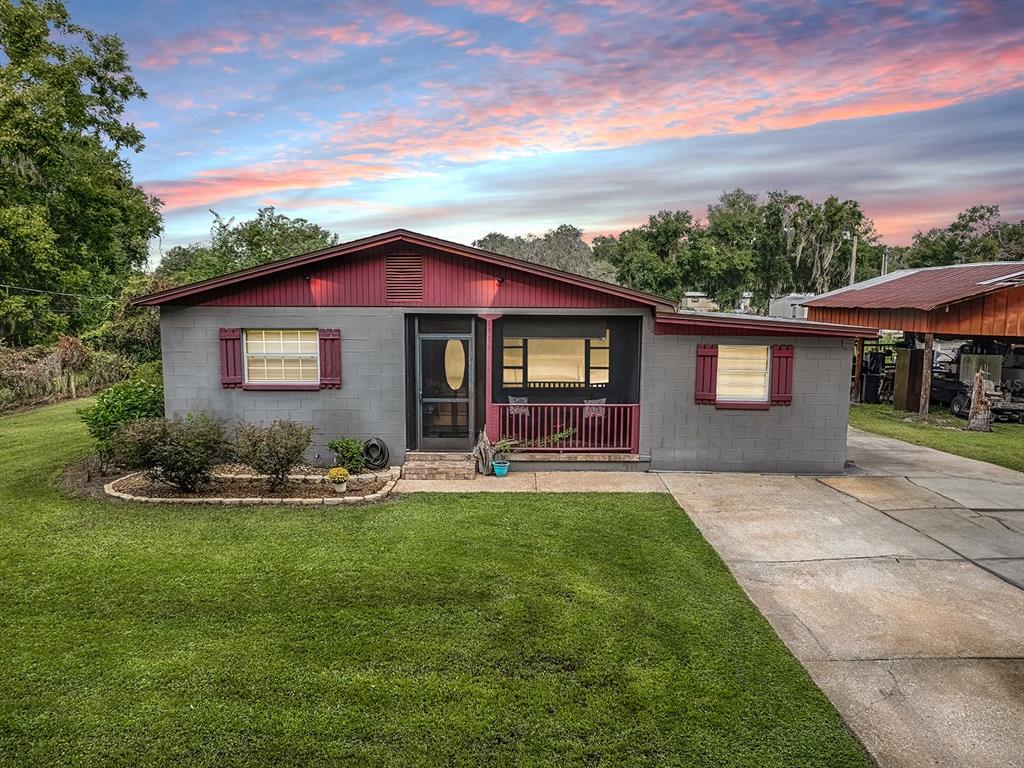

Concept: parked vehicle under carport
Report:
left=930, top=369, right=1024, bottom=422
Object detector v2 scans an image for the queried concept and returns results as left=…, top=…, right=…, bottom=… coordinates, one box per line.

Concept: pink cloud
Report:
left=140, top=28, right=250, bottom=69
left=430, top=0, right=546, bottom=23
left=151, top=158, right=401, bottom=209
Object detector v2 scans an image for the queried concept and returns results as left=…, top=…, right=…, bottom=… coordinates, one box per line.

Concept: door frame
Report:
left=414, top=316, right=475, bottom=451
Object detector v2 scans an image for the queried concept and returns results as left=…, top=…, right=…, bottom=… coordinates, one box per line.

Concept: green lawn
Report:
left=0, top=401, right=869, bottom=767
left=850, top=403, right=1024, bottom=473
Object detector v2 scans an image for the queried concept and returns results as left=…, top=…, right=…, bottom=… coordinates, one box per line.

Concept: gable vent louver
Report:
left=385, top=254, right=424, bottom=304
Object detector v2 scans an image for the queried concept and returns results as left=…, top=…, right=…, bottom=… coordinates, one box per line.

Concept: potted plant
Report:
left=490, top=438, right=517, bottom=477
left=327, top=466, right=350, bottom=492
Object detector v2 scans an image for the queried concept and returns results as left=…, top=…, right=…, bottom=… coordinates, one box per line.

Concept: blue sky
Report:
left=67, top=0, right=1024, bottom=259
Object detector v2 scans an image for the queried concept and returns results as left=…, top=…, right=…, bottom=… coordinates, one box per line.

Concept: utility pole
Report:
left=881, top=247, right=889, bottom=276
left=848, top=234, right=859, bottom=285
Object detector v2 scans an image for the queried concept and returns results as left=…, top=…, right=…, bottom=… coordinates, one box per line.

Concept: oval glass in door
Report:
left=421, top=338, right=469, bottom=398
left=444, top=338, right=466, bottom=392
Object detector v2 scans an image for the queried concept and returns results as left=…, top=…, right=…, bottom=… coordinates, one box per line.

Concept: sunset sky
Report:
left=72, top=0, right=1024, bottom=258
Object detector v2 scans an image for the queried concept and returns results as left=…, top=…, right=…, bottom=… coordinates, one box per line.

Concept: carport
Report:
left=803, top=262, right=1024, bottom=417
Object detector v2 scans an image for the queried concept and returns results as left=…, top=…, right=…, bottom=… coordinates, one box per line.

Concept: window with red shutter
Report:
left=318, top=328, right=342, bottom=389
left=694, top=344, right=718, bottom=404
left=219, top=328, right=243, bottom=388
left=770, top=344, right=794, bottom=405
left=695, top=343, right=794, bottom=408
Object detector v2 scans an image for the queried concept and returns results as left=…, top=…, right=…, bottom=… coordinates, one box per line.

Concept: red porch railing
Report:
left=494, top=403, right=640, bottom=453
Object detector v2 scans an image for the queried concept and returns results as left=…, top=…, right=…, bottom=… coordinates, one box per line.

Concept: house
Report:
left=134, top=229, right=875, bottom=474
left=769, top=293, right=814, bottom=320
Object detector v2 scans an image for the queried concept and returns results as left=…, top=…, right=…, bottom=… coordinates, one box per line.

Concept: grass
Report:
left=0, top=401, right=870, bottom=767
left=850, top=403, right=1024, bottom=473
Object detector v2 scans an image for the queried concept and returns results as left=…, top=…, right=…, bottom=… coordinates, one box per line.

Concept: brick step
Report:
left=403, top=451, right=477, bottom=480
left=402, top=463, right=477, bottom=480
left=405, top=451, right=475, bottom=462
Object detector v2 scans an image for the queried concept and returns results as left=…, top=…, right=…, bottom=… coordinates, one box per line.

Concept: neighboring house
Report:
left=769, top=293, right=814, bottom=319
left=135, top=230, right=874, bottom=474
left=681, top=291, right=755, bottom=313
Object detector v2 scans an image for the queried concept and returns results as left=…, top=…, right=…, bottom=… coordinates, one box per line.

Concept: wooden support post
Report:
left=479, top=313, right=502, bottom=441
left=919, top=332, right=934, bottom=418
left=852, top=337, right=864, bottom=402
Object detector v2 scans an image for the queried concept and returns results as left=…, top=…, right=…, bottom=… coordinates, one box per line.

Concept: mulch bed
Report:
left=109, top=473, right=387, bottom=500
left=215, top=462, right=330, bottom=477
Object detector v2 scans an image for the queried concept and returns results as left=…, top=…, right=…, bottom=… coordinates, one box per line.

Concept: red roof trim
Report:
left=131, top=229, right=677, bottom=311
left=654, top=312, right=876, bottom=338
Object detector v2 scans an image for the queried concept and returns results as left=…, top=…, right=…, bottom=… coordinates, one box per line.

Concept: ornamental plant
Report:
left=116, top=413, right=226, bottom=492
left=327, top=436, right=365, bottom=473
left=234, top=420, right=315, bottom=490
left=327, top=467, right=350, bottom=486
left=79, top=368, right=164, bottom=467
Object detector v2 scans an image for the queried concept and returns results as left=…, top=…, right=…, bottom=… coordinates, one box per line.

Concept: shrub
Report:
left=327, top=436, right=365, bottom=473
left=79, top=370, right=164, bottom=464
left=234, top=420, right=315, bottom=490
left=131, top=361, right=163, bottom=384
left=116, top=414, right=227, bottom=492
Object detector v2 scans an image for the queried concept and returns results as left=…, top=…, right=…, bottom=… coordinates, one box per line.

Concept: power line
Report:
left=0, top=283, right=113, bottom=301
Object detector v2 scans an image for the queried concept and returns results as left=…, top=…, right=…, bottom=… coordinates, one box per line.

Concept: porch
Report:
left=407, top=313, right=644, bottom=456
left=482, top=313, right=643, bottom=455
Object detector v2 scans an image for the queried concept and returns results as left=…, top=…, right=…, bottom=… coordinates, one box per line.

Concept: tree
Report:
left=82, top=273, right=171, bottom=363
left=750, top=191, right=801, bottom=313
left=156, top=207, right=339, bottom=285
left=907, top=205, right=1024, bottom=267
left=0, top=0, right=162, bottom=345
left=595, top=210, right=695, bottom=299
left=698, top=190, right=760, bottom=310
left=473, top=225, right=615, bottom=281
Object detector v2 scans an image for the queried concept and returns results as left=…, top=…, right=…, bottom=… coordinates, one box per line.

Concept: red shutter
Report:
left=219, top=328, right=243, bottom=388
left=770, top=344, right=794, bottom=405
left=695, top=344, right=719, bottom=404
left=319, top=328, right=341, bottom=389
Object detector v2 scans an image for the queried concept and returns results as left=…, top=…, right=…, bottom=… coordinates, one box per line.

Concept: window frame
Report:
left=714, top=344, right=771, bottom=410
left=242, top=328, right=321, bottom=391
left=501, top=330, right=610, bottom=390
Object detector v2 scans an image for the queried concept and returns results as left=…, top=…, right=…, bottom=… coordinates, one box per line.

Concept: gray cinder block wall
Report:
left=639, top=315, right=853, bottom=473
left=162, top=307, right=853, bottom=473
left=160, top=307, right=408, bottom=465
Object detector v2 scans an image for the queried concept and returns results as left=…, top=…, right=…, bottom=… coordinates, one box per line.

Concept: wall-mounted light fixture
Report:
left=496, top=276, right=505, bottom=285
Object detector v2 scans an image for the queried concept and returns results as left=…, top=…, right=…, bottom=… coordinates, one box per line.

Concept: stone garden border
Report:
left=104, top=467, right=401, bottom=505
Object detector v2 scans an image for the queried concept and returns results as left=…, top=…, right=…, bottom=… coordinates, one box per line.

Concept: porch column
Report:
left=919, top=332, right=934, bottom=418
left=480, top=313, right=502, bottom=441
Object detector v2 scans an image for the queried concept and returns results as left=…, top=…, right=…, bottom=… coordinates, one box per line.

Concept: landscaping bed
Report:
left=106, top=472, right=393, bottom=504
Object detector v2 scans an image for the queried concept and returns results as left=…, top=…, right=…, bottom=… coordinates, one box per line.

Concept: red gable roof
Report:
left=803, top=262, right=1024, bottom=312
left=132, top=229, right=678, bottom=311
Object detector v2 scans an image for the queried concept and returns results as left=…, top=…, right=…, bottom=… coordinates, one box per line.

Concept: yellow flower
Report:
left=328, top=467, right=350, bottom=482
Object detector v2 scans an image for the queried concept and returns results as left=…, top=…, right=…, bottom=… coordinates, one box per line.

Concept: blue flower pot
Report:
left=492, top=460, right=510, bottom=477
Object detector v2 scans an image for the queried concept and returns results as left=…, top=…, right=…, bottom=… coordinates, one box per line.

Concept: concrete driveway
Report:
left=660, top=427, right=1024, bottom=768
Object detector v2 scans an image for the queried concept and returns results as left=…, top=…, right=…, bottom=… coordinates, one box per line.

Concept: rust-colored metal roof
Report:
left=803, top=262, right=1024, bottom=311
